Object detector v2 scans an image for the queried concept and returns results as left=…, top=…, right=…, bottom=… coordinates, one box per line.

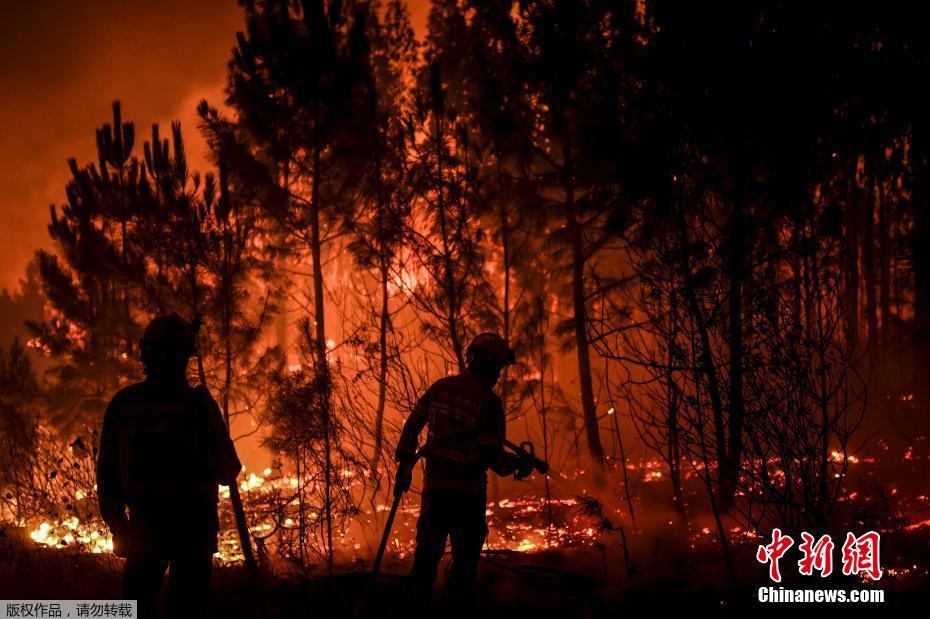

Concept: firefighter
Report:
left=394, top=332, right=533, bottom=610
left=96, top=313, right=241, bottom=618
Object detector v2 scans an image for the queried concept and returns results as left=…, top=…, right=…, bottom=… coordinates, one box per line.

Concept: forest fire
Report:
left=22, top=464, right=607, bottom=565
left=10, top=420, right=930, bottom=612
left=20, top=441, right=930, bottom=569
left=4, top=0, right=930, bottom=615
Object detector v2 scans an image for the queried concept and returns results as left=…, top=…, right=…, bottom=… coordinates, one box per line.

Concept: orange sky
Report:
left=0, top=0, right=429, bottom=293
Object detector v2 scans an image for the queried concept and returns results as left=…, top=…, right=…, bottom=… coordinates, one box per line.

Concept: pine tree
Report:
left=225, top=0, right=371, bottom=572
left=29, top=103, right=148, bottom=427
left=403, top=48, right=497, bottom=372
left=339, top=0, right=417, bottom=471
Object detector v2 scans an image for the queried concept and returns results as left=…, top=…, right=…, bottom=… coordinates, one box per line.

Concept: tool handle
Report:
left=353, top=447, right=425, bottom=619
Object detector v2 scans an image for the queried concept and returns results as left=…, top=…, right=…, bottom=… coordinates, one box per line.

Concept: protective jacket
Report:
left=396, top=370, right=505, bottom=494
left=97, top=379, right=241, bottom=558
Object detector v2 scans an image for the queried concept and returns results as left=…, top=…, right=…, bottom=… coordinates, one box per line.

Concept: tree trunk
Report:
left=370, top=86, right=389, bottom=472
left=720, top=167, right=746, bottom=509
left=863, top=161, right=877, bottom=351
left=667, top=293, right=685, bottom=516
left=296, top=447, right=305, bottom=564
left=498, top=158, right=512, bottom=406
left=310, top=111, right=334, bottom=574
left=491, top=178, right=512, bottom=507
left=878, top=178, right=890, bottom=345
left=120, top=217, right=132, bottom=356
left=431, top=66, right=465, bottom=372
left=609, top=396, right=637, bottom=529
left=693, top=367, right=738, bottom=587
left=911, top=116, right=930, bottom=384
left=675, top=208, right=727, bottom=491
left=844, top=153, right=861, bottom=348
left=372, top=260, right=389, bottom=471
left=563, top=133, right=604, bottom=471
left=538, top=317, right=554, bottom=543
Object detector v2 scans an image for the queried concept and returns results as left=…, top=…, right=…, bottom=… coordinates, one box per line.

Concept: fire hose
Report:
left=352, top=440, right=548, bottom=619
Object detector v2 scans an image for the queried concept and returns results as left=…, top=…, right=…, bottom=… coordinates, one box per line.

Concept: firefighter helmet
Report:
left=465, top=332, right=516, bottom=366
left=140, top=313, right=196, bottom=357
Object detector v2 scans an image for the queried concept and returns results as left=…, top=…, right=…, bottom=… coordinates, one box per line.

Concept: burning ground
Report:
left=5, top=0, right=930, bottom=614
left=3, top=427, right=929, bottom=614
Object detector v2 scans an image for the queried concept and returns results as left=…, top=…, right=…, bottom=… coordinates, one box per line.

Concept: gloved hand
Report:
left=489, top=452, right=516, bottom=477
left=514, top=456, right=535, bottom=481
left=394, top=462, right=413, bottom=496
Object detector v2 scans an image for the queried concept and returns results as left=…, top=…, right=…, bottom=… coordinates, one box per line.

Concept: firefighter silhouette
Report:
left=395, top=333, right=532, bottom=611
left=97, top=314, right=241, bottom=618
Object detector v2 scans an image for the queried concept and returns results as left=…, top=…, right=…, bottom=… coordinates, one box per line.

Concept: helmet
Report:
left=140, top=313, right=196, bottom=357
left=466, top=333, right=516, bottom=366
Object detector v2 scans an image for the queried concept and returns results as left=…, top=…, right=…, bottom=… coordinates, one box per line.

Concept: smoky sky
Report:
left=0, top=0, right=429, bottom=293
left=0, top=0, right=241, bottom=293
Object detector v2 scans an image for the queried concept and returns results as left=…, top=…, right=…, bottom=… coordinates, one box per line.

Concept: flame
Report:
left=19, top=438, right=921, bottom=571
left=29, top=518, right=113, bottom=554
left=26, top=463, right=603, bottom=565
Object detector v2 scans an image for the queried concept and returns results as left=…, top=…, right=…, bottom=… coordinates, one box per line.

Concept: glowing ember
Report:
left=30, top=518, right=113, bottom=554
